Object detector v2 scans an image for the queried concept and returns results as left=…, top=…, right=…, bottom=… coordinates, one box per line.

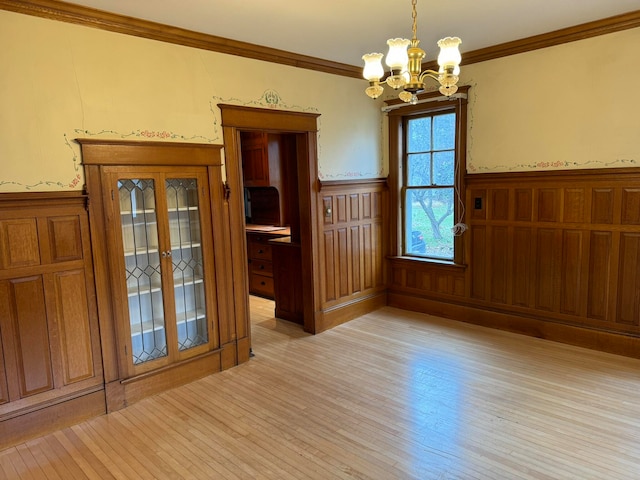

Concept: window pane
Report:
left=433, top=151, right=455, bottom=186
left=405, top=188, right=454, bottom=260
left=433, top=113, right=455, bottom=150
left=407, top=153, right=431, bottom=186
left=407, top=117, right=431, bottom=153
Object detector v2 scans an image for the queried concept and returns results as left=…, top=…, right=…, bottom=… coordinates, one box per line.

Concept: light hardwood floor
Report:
left=2, top=296, right=640, bottom=479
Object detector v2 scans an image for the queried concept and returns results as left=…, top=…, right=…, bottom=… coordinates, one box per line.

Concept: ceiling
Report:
left=63, top=0, right=640, bottom=67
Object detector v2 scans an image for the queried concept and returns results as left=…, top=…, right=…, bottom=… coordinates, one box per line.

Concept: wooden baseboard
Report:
left=107, top=350, right=222, bottom=411
left=0, top=390, right=106, bottom=450
left=388, top=292, right=640, bottom=359
left=319, top=291, right=388, bottom=333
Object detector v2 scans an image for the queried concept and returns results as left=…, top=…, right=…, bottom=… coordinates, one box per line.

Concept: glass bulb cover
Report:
left=362, top=53, right=384, bottom=81
left=386, top=74, right=407, bottom=90
left=398, top=90, right=414, bottom=103
left=437, top=36, right=462, bottom=68
left=365, top=84, right=384, bottom=99
left=385, top=38, right=410, bottom=69
left=439, top=84, right=459, bottom=96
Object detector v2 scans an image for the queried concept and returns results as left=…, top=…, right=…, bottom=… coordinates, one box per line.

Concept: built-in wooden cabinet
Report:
left=0, top=193, right=105, bottom=449
left=103, top=167, right=218, bottom=378
left=80, top=139, right=245, bottom=411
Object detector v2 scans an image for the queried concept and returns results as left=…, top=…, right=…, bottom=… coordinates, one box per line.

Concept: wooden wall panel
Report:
left=560, top=230, right=584, bottom=316
left=512, top=227, right=532, bottom=307
left=0, top=330, right=8, bottom=405
left=52, top=270, right=96, bottom=384
left=323, top=231, right=336, bottom=302
left=514, top=189, right=532, bottom=222
left=490, top=226, right=508, bottom=304
left=470, top=225, right=486, bottom=300
left=617, top=233, right=640, bottom=326
left=490, top=189, right=509, bottom=221
left=337, top=228, right=349, bottom=298
left=470, top=189, right=486, bottom=221
left=621, top=189, right=640, bottom=225
left=563, top=188, right=586, bottom=223
left=5, top=276, right=53, bottom=397
left=592, top=188, right=614, bottom=224
left=349, top=194, right=359, bottom=221
left=319, top=180, right=387, bottom=316
left=48, top=216, right=83, bottom=263
left=350, top=226, right=361, bottom=294
left=362, top=224, right=373, bottom=290
left=537, top=189, right=559, bottom=222
left=390, top=168, right=640, bottom=356
left=587, top=231, right=612, bottom=321
left=0, top=219, right=40, bottom=269
left=535, top=229, right=559, bottom=311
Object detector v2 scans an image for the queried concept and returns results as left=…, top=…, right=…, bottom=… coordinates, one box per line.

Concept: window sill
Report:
left=388, top=255, right=467, bottom=270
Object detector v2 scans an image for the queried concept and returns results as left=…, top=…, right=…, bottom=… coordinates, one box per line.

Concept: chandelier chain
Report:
left=411, top=0, right=418, bottom=41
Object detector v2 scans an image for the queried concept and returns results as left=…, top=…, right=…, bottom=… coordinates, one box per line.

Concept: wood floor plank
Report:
left=2, top=296, right=640, bottom=479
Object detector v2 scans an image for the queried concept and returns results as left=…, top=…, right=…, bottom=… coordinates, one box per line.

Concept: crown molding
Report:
left=1, top=0, right=639, bottom=78
left=462, top=9, right=640, bottom=66
left=0, top=0, right=363, bottom=78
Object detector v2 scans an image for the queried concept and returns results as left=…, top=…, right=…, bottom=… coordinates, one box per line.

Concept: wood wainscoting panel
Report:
left=389, top=168, right=640, bottom=358
left=588, top=231, right=613, bottom=321
left=489, top=225, right=509, bottom=304
left=512, top=226, right=533, bottom=307
left=560, top=229, right=585, bottom=316
left=51, top=269, right=96, bottom=384
left=564, top=188, right=587, bottom=223
left=617, top=233, right=640, bottom=326
left=3, top=276, right=54, bottom=398
left=318, top=179, right=387, bottom=332
left=621, top=188, right=640, bottom=225
left=0, top=192, right=105, bottom=449
left=47, top=215, right=83, bottom=263
left=470, top=224, right=486, bottom=300
left=0, top=219, right=40, bottom=269
left=537, top=188, right=560, bottom=222
left=591, top=188, right=615, bottom=224
left=514, top=188, right=533, bottom=222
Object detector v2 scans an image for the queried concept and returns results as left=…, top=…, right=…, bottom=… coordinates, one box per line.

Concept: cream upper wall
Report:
left=2, top=10, right=638, bottom=193
left=458, top=27, right=640, bottom=173
left=0, top=10, right=383, bottom=192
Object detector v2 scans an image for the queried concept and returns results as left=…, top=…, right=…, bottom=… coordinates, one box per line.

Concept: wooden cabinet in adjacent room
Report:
left=246, top=229, right=289, bottom=299
left=0, top=192, right=105, bottom=449
left=270, top=238, right=303, bottom=324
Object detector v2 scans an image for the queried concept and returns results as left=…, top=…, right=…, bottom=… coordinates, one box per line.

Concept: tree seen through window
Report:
left=404, top=112, right=456, bottom=260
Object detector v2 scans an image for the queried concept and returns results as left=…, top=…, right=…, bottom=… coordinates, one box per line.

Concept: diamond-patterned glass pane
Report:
left=118, top=178, right=167, bottom=364
left=166, top=178, right=208, bottom=351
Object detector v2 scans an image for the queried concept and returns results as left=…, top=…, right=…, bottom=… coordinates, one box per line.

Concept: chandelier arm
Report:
left=418, top=70, right=441, bottom=82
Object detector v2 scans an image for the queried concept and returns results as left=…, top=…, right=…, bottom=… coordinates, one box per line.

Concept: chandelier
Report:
left=362, top=0, right=462, bottom=104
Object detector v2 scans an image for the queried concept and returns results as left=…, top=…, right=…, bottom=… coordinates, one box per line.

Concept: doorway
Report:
left=218, top=105, right=321, bottom=338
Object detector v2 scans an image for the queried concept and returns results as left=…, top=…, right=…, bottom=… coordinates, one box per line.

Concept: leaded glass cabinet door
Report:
left=106, top=167, right=217, bottom=376
left=165, top=176, right=211, bottom=357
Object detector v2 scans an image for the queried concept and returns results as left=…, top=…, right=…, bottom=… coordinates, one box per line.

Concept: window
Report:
left=387, top=88, right=468, bottom=264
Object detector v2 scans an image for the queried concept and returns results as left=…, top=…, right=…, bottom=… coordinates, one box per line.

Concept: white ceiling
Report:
left=64, top=0, right=640, bottom=67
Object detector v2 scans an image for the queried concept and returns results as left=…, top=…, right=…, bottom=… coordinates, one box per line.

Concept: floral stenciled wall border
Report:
left=2, top=90, right=316, bottom=190
left=467, top=157, right=639, bottom=173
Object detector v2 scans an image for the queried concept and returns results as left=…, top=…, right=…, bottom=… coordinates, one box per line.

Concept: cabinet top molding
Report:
left=76, top=139, right=224, bottom=167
